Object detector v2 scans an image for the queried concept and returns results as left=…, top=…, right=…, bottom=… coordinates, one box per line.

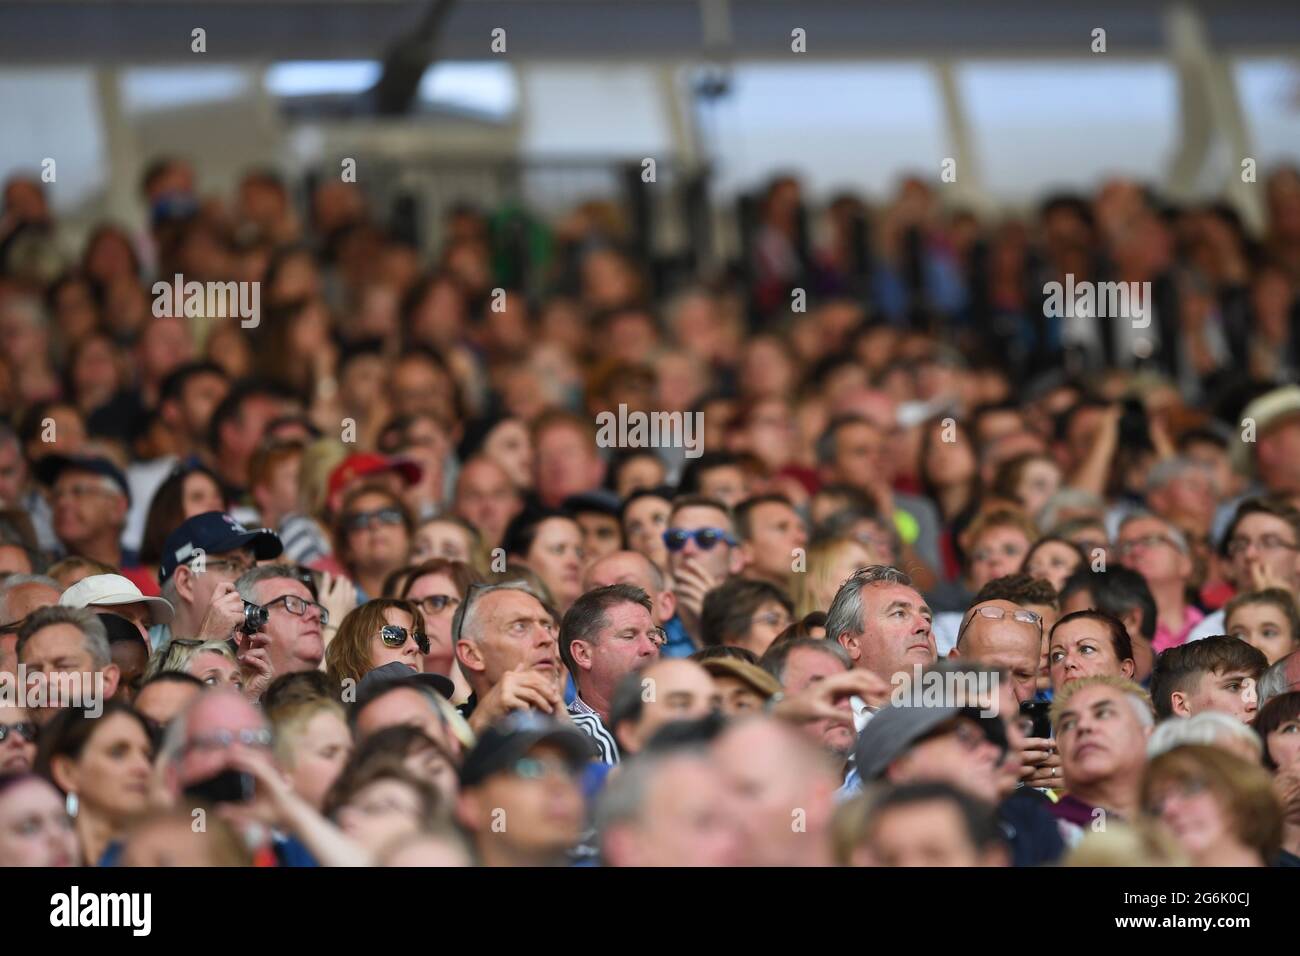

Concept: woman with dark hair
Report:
left=81, top=224, right=141, bottom=291
left=1253, top=692, right=1300, bottom=865
left=323, top=598, right=428, bottom=690
left=502, top=506, right=584, bottom=614
left=347, top=724, right=458, bottom=806
left=387, top=558, right=485, bottom=689
left=1022, top=535, right=1088, bottom=593
left=917, top=415, right=981, bottom=582
left=324, top=756, right=444, bottom=855
left=34, top=702, right=153, bottom=866
left=0, top=772, right=79, bottom=866
left=138, top=463, right=227, bottom=572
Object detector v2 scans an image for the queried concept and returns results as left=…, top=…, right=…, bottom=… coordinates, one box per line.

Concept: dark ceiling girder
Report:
left=0, top=1, right=1296, bottom=62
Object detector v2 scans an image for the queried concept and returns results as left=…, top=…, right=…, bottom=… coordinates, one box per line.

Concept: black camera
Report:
left=240, top=601, right=268, bottom=635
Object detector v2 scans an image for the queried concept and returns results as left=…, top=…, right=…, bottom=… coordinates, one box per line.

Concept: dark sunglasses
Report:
left=663, top=527, right=737, bottom=552
left=0, top=722, right=38, bottom=744
left=380, top=624, right=429, bottom=656
left=345, top=508, right=405, bottom=532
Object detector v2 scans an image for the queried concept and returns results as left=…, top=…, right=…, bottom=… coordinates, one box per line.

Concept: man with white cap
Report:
left=59, top=573, right=174, bottom=636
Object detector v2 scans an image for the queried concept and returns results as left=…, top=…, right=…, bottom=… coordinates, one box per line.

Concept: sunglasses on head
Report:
left=380, top=624, right=429, bottom=655
left=662, top=527, right=736, bottom=552
left=344, top=508, right=405, bottom=532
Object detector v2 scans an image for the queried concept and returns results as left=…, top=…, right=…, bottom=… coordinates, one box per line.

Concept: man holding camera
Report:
left=156, top=512, right=285, bottom=649
left=234, top=564, right=332, bottom=679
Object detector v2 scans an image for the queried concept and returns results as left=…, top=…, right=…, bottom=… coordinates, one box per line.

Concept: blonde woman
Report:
left=143, top=638, right=271, bottom=700
left=793, top=535, right=876, bottom=617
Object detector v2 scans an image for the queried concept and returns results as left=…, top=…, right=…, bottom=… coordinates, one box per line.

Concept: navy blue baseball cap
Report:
left=159, top=511, right=283, bottom=584
left=459, top=712, right=596, bottom=788
left=35, top=454, right=131, bottom=505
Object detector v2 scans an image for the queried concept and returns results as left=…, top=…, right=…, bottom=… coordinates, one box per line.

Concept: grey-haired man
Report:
left=452, top=582, right=566, bottom=734
left=824, top=565, right=934, bottom=730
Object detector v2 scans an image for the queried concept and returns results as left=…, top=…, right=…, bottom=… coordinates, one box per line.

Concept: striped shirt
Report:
left=568, top=694, right=620, bottom=765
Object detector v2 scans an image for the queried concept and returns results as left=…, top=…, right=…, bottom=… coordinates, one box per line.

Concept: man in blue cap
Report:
left=153, top=511, right=283, bottom=649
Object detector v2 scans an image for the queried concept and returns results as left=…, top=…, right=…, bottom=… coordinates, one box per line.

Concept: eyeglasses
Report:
left=264, top=594, right=329, bottom=627
left=205, top=556, right=255, bottom=575
left=957, top=605, right=1042, bottom=645
left=415, top=594, right=460, bottom=616
left=752, top=612, right=792, bottom=631
left=663, top=527, right=736, bottom=552
left=1114, top=534, right=1177, bottom=557
left=50, top=482, right=117, bottom=501
left=1145, top=778, right=1207, bottom=815
left=923, top=720, right=993, bottom=753
left=509, top=756, right=579, bottom=781
left=0, top=722, right=37, bottom=744
left=379, top=624, right=429, bottom=655
left=183, top=728, right=273, bottom=753
left=344, top=508, right=405, bottom=532
left=1226, top=534, right=1299, bottom=557
left=971, top=543, right=1028, bottom=563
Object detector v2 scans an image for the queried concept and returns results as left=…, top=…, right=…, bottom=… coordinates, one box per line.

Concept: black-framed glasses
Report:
left=379, top=624, right=429, bottom=655
left=1226, top=534, right=1299, bottom=557
left=264, top=594, right=329, bottom=627
left=344, top=508, right=405, bottom=532
left=415, top=594, right=460, bottom=616
left=957, top=605, right=1043, bottom=645
left=0, top=722, right=37, bottom=743
left=663, top=527, right=736, bottom=552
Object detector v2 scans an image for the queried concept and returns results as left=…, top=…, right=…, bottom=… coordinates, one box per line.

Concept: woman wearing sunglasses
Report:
left=0, top=703, right=39, bottom=773
left=324, top=598, right=430, bottom=690
left=331, top=483, right=414, bottom=601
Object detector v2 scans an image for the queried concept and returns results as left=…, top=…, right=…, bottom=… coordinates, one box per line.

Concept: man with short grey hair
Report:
left=452, top=581, right=566, bottom=733
left=560, top=583, right=663, bottom=765
left=235, top=563, right=325, bottom=680
left=824, top=565, right=934, bottom=730
left=0, top=573, right=60, bottom=676
left=596, top=747, right=742, bottom=867
left=1258, top=651, right=1300, bottom=707
left=15, top=605, right=118, bottom=724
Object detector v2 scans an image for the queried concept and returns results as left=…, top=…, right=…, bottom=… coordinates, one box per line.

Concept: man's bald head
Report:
left=584, top=550, right=674, bottom=625
left=951, top=599, right=1042, bottom=703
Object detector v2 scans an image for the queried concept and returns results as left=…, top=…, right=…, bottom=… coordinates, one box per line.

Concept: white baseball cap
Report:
left=59, top=573, right=175, bottom=625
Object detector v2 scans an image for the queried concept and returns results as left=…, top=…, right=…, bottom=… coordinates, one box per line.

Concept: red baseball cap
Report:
left=327, top=453, right=423, bottom=502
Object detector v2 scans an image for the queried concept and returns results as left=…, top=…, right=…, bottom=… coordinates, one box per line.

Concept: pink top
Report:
left=1152, top=606, right=1206, bottom=654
